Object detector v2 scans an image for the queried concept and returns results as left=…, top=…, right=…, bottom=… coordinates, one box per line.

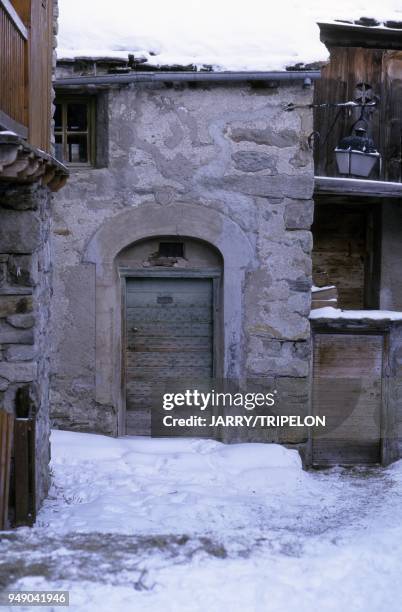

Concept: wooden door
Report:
left=125, top=277, right=214, bottom=435
left=312, top=333, right=383, bottom=465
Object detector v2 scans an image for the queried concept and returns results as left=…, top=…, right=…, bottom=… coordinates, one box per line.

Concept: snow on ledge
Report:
left=312, top=285, right=336, bottom=292
left=310, top=307, right=402, bottom=320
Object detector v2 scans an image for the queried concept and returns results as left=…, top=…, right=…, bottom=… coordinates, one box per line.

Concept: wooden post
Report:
left=14, top=418, right=36, bottom=527
left=0, top=410, right=14, bottom=531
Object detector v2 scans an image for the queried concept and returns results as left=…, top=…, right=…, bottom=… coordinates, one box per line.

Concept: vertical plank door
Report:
left=312, top=333, right=383, bottom=465
left=125, top=277, right=213, bottom=435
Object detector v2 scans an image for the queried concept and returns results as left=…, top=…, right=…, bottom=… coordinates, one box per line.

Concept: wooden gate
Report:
left=0, top=411, right=36, bottom=529
left=125, top=277, right=214, bottom=435
left=312, top=333, right=383, bottom=465
left=0, top=410, right=13, bottom=530
left=13, top=418, right=36, bottom=526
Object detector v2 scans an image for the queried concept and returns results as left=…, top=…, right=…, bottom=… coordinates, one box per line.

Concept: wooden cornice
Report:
left=0, top=131, right=68, bottom=192
left=318, top=21, right=402, bottom=51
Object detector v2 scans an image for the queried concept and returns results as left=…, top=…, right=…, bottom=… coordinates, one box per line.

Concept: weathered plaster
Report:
left=51, top=77, right=314, bottom=441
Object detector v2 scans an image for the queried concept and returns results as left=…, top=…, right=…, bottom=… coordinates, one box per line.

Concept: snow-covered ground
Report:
left=2, top=430, right=402, bottom=611
left=58, top=0, right=402, bottom=70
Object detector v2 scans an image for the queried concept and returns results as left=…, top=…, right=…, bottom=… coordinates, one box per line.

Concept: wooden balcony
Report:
left=0, top=0, right=53, bottom=153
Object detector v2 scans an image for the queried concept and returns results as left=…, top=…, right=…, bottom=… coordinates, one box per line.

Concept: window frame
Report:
left=54, top=96, right=96, bottom=167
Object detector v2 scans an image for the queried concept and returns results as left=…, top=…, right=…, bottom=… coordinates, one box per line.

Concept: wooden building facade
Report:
left=310, top=21, right=402, bottom=467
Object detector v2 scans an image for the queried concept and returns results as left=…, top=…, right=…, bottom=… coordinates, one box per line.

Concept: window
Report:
left=158, top=242, right=185, bottom=258
left=54, top=97, right=95, bottom=165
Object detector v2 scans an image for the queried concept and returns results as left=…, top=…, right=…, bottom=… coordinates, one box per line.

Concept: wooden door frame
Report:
left=118, top=267, right=223, bottom=436
left=307, top=322, right=394, bottom=468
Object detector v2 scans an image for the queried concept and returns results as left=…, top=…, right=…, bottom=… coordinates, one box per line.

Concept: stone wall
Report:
left=51, top=76, right=314, bottom=447
left=0, top=184, right=53, bottom=509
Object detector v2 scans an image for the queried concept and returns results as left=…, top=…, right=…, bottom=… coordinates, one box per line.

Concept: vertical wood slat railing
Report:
left=0, top=0, right=29, bottom=138
left=0, top=410, right=14, bottom=531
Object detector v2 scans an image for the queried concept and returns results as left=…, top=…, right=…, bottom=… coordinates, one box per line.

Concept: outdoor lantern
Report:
left=335, top=127, right=381, bottom=178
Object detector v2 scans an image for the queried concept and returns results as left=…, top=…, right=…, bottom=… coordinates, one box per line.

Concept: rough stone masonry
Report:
left=0, top=184, right=53, bottom=508
left=51, top=72, right=314, bottom=452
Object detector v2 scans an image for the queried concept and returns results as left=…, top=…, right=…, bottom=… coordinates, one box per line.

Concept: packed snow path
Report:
left=1, top=431, right=402, bottom=611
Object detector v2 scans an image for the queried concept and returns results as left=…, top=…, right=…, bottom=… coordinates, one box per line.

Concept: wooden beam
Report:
left=318, top=21, right=402, bottom=51
left=0, top=109, right=28, bottom=139
left=0, top=0, right=28, bottom=38
left=0, top=411, right=14, bottom=530
left=314, top=176, right=402, bottom=199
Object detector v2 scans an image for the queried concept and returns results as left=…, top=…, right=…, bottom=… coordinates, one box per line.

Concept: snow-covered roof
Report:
left=58, top=1, right=402, bottom=72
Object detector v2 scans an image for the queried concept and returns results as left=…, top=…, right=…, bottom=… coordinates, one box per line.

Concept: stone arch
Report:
left=83, top=202, right=256, bottom=434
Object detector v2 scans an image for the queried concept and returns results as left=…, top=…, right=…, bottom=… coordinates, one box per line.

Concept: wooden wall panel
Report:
left=28, top=0, right=53, bottom=151
left=383, top=52, right=402, bottom=183
left=312, top=333, right=383, bottom=465
left=312, top=204, right=368, bottom=309
left=3, top=0, right=53, bottom=151
left=315, top=46, right=402, bottom=182
left=314, top=47, right=384, bottom=179
left=0, top=0, right=28, bottom=132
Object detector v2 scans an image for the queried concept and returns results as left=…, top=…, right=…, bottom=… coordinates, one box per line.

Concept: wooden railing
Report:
left=0, top=0, right=53, bottom=152
left=0, top=0, right=28, bottom=138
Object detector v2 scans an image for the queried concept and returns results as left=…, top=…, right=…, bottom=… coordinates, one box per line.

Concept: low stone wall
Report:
left=0, top=184, right=53, bottom=509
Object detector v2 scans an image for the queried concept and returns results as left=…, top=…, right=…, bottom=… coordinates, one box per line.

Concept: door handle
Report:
left=131, top=327, right=138, bottom=332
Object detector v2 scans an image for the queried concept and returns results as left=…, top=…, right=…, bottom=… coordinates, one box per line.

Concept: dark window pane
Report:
left=55, top=134, right=64, bottom=162
left=54, top=104, right=62, bottom=131
left=67, top=103, right=87, bottom=131
left=158, top=242, right=184, bottom=257
left=67, top=134, right=88, bottom=163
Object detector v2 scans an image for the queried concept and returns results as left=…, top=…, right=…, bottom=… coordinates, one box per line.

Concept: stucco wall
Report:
left=51, top=77, right=314, bottom=444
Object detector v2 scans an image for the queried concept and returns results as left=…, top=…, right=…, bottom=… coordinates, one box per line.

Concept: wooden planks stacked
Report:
left=0, top=410, right=13, bottom=531
left=311, top=285, right=338, bottom=310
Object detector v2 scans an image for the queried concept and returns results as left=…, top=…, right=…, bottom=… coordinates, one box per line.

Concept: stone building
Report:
left=51, top=18, right=402, bottom=467
left=51, top=65, right=316, bottom=451
left=0, top=0, right=67, bottom=525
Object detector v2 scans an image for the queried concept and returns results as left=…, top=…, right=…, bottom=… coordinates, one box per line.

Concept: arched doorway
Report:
left=83, top=202, right=256, bottom=436
left=116, top=237, right=223, bottom=435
